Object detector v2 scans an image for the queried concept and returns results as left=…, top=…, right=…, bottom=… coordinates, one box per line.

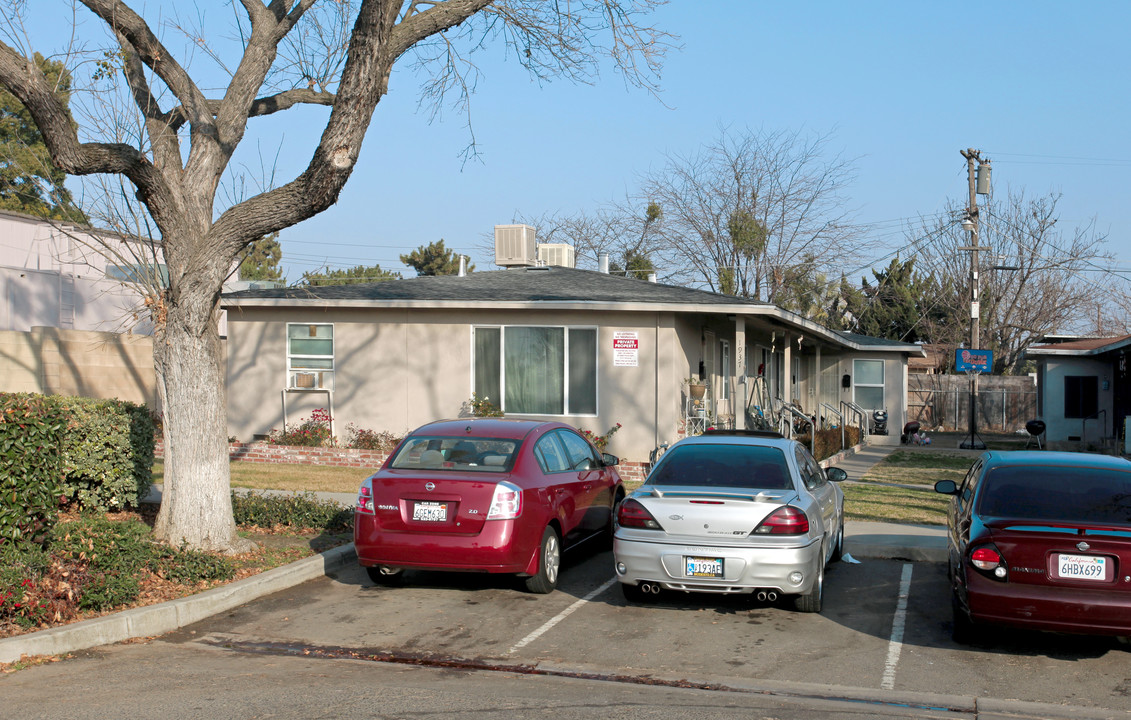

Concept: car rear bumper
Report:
left=354, top=513, right=536, bottom=574
left=966, top=573, right=1131, bottom=636
left=613, top=535, right=822, bottom=595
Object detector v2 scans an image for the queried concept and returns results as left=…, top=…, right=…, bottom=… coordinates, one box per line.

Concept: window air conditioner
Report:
left=291, top=371, right=321, bottom=389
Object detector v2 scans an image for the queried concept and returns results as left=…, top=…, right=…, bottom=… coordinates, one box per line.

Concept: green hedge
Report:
left=56, top=396, right=155, bottom=511
left=0, top=394, right=68, bottom=545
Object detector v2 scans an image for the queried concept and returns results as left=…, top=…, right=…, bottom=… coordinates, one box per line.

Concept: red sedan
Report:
left=354, top=418, right=624, bottom=593
left=936, top=450, right=1131, bottom=642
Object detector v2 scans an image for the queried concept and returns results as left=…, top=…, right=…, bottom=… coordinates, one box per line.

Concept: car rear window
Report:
left=977, top=465, right=1131, bottom=524
left=390, top=436, right=519, bottom=472
left=648, top=443, right=793, bottom=490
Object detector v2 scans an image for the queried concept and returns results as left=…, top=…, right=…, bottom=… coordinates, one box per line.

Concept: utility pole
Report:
left=959, top=148, right=990, bottom=450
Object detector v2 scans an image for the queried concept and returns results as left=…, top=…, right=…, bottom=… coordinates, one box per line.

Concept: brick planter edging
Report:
left=155, top=438, right=652, bottom=484
left=154, top=439, right=389, bottom=469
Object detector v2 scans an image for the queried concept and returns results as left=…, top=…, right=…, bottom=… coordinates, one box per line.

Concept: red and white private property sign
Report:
left=613, top=331, right=639, bottom=367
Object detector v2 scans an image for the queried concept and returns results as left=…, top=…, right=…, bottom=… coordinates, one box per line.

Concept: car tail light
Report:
left=617, top=498, right=664, bottom=530
left=970, top=544, right=1008, bottom=580
left=487, top=481, right=522, bottom=520
left=753, top=506, right=810, bottom=535
left=356, top=477, right=375, bottom=514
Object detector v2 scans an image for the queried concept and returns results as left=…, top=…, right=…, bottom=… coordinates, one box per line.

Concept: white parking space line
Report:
left=881, top=563, right=913, bottom=690
left=508, top=577, right=618, bottom=655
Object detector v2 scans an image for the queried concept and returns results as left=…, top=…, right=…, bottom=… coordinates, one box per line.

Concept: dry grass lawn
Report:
left=152, top=461, right=370, bottom=495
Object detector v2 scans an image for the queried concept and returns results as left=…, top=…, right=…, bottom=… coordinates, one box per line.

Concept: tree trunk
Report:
left=152, top=278, right=253, bottom=553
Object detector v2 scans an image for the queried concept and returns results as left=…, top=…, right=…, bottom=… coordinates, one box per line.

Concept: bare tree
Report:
left=912, top=191, right=1115, bottom=374
left=0, top=0, right=671, bottom=552
left=512, top=199, right=663, bottom=275
left=639, top=127, right=862, bottom=301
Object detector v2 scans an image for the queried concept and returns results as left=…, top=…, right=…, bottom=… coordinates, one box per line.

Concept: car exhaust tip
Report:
left=756, top=591, right=767, bottom=601
left=641, top=582, right=661, bottom=594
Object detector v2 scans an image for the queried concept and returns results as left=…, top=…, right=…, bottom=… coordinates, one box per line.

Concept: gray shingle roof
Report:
left=223, top=265, right=922, bottom=355
left=223, top=266, right=774, bottom=306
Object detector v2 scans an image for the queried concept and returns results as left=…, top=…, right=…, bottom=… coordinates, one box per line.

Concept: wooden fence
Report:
left=908, top=374, right=1037, bottom=433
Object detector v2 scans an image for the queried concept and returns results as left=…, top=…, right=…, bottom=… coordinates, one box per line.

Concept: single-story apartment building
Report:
left=221, top=264, right=923, bottom=462
left=1025, top=334, right=1131, bottom=450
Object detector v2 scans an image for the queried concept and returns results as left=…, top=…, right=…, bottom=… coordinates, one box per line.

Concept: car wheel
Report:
left=365, top=565, right=404, bottom=586
left=951, top=590, right=974, bottom=644
left=794, top=556, right=824, bottom=613
left=830, top=520, right=845, bottom=563
left=620, top=581, right=647, bottom=603
left=524, top=526, right=561, bottom=594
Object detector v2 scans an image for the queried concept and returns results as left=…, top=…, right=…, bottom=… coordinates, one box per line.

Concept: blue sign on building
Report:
left=955, top=348, right=993, bottom=373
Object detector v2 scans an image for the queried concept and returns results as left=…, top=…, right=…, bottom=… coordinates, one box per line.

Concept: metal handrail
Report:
left=820, top=402, right=845, bottom=448
left=841, top=401, right=867, bottom=441
left=782, top=403, right=816, bottom=455
left=1083, top=409, right=1108, bottom=446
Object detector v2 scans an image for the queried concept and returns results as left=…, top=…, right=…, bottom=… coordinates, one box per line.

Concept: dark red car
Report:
left=936, top=450, right=1131, bottom=642
left=354, top=418, right=623, bottom=593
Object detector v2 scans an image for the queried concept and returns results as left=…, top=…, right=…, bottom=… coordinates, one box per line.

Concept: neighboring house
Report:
left=0, top=209, right=159, bottom=334
left=908, top=343, right=949, bottom=375
left=0, top=209, right=257, bottom=406
left=222, top=258, right=924, bottom=462
left=0, top=208, right=258, bottom=336
left=1026, top=334, right=1131, bottom=449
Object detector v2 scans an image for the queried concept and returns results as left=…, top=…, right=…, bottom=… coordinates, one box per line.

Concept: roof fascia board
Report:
left=1027, top=337, right=1131, bottom=357
left=221, top=297, right=917, bottom=354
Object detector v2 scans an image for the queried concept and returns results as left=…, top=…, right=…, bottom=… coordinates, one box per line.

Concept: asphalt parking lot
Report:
left=163, top=541, right=1131, bottom=716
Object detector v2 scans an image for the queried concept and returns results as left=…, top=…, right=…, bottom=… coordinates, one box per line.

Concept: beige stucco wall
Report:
left=226, top=307, right=692, bottom=462
left=0, top=326, right=157, bottom=406
left=225, top=305, right=914, bottom=460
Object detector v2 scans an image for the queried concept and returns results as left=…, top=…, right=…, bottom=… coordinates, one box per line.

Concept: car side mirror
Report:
left=602, top=453, right=619, bottom=467
left=934, top=480, right=958, bottom=495
left=826, top=467, right=847, bottom=482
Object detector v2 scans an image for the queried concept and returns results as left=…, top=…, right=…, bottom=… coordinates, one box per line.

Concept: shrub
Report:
left=57, top=397, right=156, bottom=511
left=467, top=393, right=503, bottom=417
left=578, top=422, right=622, bottom=452
left=231, top=491, right=352, bottom=533
left=345, top=423, right=402, bottom=452
left=267, top=408, right=334, bottom=447
left=0, top=393, right=68, bottom=546
left=0, top=514, right=238, bottom=626
left=798, top=425, right=864, bottom=462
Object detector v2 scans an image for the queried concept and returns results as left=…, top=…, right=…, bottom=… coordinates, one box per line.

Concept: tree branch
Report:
left=79, top=0, right=212, bottom=128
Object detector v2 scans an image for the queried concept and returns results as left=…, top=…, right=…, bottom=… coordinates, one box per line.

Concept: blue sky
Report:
left=28, top=2, right=1131, bottom=285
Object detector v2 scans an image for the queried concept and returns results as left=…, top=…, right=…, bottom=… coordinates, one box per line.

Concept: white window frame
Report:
left=287, top=322, right=335, bottom=391
left=852, top=358, right=885, bottom=411
left=472, top=324, right=599, bottom=417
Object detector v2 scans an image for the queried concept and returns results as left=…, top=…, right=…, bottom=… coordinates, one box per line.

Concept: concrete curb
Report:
left=0, top=543, right=357, bottom=665
left=529, top=660, right=1126, bottom=720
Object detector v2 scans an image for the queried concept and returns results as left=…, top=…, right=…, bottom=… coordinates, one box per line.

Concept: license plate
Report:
left=1056, top=554, right=1107, bottom=581
left=412, top=501, right=448, bottom=522
left=685, top=556, right=723, bottom=578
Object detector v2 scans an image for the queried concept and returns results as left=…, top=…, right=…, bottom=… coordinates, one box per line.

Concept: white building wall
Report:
left=1041, top=357, right=1114, bottom=443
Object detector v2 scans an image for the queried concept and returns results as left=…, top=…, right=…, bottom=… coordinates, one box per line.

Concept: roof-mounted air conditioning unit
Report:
left=495, top=224, right=536, bottom=267
left=537, top=243, right=575, bottom=268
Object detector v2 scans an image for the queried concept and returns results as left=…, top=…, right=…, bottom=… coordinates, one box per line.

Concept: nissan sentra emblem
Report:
left=425, top=482, right=435, bottom=491
left=1077, top=541, right=1090, bottom=552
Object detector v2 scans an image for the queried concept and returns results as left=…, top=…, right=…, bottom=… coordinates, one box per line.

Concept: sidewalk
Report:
left=3, top=443, right=944, bottom=664
left=828, top=443, right=948, bottom=564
